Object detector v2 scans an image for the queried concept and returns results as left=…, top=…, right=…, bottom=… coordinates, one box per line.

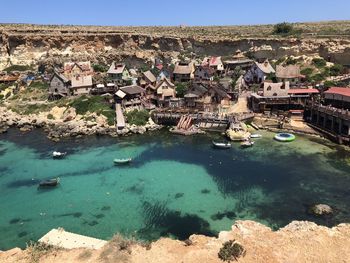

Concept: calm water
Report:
left=1, top=128, right=350, bottom=250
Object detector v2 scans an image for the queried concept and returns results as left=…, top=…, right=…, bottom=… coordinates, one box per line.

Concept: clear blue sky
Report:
left=1, top=0, right=349, bottom=26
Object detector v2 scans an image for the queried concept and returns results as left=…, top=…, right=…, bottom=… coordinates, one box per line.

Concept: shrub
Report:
left=93, top=64, right=107, bottom=72
left=175, top=82, right=188, bottom=98
left=272, top=22, right=294, bottom=35
left=5, top=92, right=11, bottom=99
left=126, top=109, right=149, bottom=126
left=285, top=57, right=297, bottom=65
left=312, top=58, right=327, bottom=68
left=218, top=240, right=246, bottom=262
left=47, top=114, right=54, bottom=120
left=29, top=81, right=49, bottom=90
left=0, top=94, right=4, bottom=100
left=26, top=241, right=57, bottom=263
left=300, top=68, right=313, bottom=76
left=329, top=64, right=344, bottom=76
left=324, top=80, right=336, bottom=88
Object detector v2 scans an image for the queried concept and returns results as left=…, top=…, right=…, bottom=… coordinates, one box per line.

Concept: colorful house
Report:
left=173, top=62, right=195, bottom=82
left=49, top=71, right=71, bottom=97
left=107, top=62, right=131, bottom=83
left=244, top=59, right=275, bottom=84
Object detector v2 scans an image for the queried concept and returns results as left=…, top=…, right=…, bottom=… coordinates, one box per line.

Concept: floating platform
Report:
left=39, top=228, right=107, bottom=250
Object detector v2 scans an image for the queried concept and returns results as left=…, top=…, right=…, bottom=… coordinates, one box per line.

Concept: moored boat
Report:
left=212, top=141, right=232, bottom=149
left=240, top=140, right=254, bottom=148
left=114, top=158, right=132, bottom=165
left=39, top=177, right=60, bottom=187
left=250, top=134, right=262, bottom=139
left=52, top=151, right=67, bottom=159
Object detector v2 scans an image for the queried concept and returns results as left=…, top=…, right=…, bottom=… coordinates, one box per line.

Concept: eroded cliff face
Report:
left=1, top=25, right=350, bottom=70
left=1, top=220, right=350, bottom=263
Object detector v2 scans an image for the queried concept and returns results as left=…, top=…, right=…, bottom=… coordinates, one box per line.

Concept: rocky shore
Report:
left=0, top=106, right=162, bottom=141
left=1, top=220, right=350, bottom=263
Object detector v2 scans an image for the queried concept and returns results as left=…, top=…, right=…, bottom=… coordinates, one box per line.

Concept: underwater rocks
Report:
left=309, top=204, right=333, bottom=216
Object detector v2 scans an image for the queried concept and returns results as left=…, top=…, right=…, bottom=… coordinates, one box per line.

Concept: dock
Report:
left=39, top=228, right=107, bottom=250
left=115, top=103, right=126, bottom=130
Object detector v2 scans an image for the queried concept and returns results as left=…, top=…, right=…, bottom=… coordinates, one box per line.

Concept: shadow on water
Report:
left=139, top=200, right=216, bottom=240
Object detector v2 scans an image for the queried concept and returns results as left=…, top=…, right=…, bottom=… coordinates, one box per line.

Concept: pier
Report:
left=152, top=109, right=254, bottom=129
left=304, top=103, right=350, bottom=144
left=39, top=228, right=107, bottom=249
left=115, top=103, right=126, bottom=130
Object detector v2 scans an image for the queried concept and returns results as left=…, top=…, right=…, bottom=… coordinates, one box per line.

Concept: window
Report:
left=273, top=93, right=277, bottom=96
left=267, top=86, right=272, bottom=91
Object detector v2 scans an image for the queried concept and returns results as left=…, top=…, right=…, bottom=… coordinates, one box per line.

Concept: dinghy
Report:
left=39, top=177, right=60, bottom=187
left=250, top=134, right=262, bottom=139
left=240, top=140, right=254, bottom=148
left=212, top=141, right=232, bottom=149
left=114, top=158, right=132, bottom=165
left=52, top=151, right=67, bottom=159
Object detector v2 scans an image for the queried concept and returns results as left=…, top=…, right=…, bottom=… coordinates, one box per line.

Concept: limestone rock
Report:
left=310, top=204, right=333, bottom=216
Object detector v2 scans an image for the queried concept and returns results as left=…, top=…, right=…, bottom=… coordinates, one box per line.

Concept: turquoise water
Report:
left=1, top=128, right=350, bottom=250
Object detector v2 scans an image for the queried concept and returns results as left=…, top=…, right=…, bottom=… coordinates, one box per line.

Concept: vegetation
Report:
left=175, top=82, right=189, bottom=98
left=92, top=64, right=107, bottom=72
left=265, top=72, right=277, bottom=83
left=47, top=113, right=54, bottom=120
left=29, top=81, right=49, bottom=90
left=285, top=57, right=298, bottom=65
left=126, top=109, right=150, bottom=126
left=69, top=95, right=115, bottom=125
left=312, top=58, right=327, bottom=68
left=26, top=241, right=59, bottom=263
left=218, top=240, right=246, bottom=262
left=272, top=22, right=294, bottom=35
left=329, top=64, right=344, bottom=76
left=3, top=64, right=32, bottom=72
left=300, top=67, right=314, bottom=76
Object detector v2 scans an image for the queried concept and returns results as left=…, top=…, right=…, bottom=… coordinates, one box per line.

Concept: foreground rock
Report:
left=1, top=220, right=350, bottom=263
left=0, top=107, right=162, bottom=141
left=309, top=204, right=333, bottom=216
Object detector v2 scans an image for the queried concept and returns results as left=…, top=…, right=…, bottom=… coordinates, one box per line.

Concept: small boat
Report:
left=52, top=151, right=67, bottom=159
left=39, top=177, right=60, bottom=187
left=274, top=133, right=296, bottom=142
left=114, top=158, right=132, bottom=165
left=250, top=134, right=262, bottom=139
left=212, top=141, right=232, bottom=149
left=240, top=140, right=254, bottom=148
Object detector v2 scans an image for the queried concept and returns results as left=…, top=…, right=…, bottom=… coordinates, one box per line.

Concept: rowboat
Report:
left=240, top=140, right=254, bottom=148
left=114, top=158, right=132, bottom=165
left=212, top=141, right=232, bottom=149
left=52, top=151, right=67, bottom=159
left=250, top=134, right=262, bottom=139
left=39, top=177, right=60, bottom=187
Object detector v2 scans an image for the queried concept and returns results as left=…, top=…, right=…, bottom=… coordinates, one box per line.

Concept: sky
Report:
left=0, top=0, right=349, bottom=26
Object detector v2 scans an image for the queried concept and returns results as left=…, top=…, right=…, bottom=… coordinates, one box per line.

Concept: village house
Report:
left=202, top=56, right=224, bottom=73
left=107, top=62, right=131, bottom=83
left=276, top=65, right=302, bottom=84
left=224, top=50, right=254, bottom=73
left=156, top=78, right=176, bottom=107
left=173, top=62, right=195, bottom=82
left=244, top=59, right=275, bottom=85
left=140, top=70, right=157, bottom=87
left=324, top=87, right=350, bottom=110
left=114, top=85, right=145, bottom=108
left=63, top=61, right=93, bottom=79
left=194, top=65, right=215, bottom=82
left=70, top=74, right=93, bottom=95
left=184, top=83, right=231, bottom=112
left=49, top=71, right=71, bottom=97
left=157, top=69, right=171, bottom=81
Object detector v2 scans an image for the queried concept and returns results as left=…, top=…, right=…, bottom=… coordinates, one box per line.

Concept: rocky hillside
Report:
left=1, top=21, right=350, bottom=70
left=1, top=220, right=350, bottom=263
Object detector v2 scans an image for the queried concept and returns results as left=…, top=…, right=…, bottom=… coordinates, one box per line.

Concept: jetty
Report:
left=152, top=109, right=254, bottom=129
left=115, top=103, right=126, bottom=130
left=39, top=228, right=107, bottom=249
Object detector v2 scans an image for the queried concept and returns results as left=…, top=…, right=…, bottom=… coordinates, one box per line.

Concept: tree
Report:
left=272, top=22, right=294, bottom=35
left=329, top=64, right=344, bottom=76
left=175, top=83, right=188, bottom=98
left=92, top=64, right=107, bottom=72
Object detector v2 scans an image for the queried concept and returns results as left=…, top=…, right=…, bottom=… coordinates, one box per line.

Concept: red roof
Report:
left=288, top=88, right=319, bottom=94
left=324, top=87, right=350, bottom=97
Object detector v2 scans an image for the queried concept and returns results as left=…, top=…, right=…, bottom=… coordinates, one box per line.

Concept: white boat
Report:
left=114, top=158, right=132, bottom=165
left=212, top=141, right=232, bottom=149
left=250, top=134, right=262, bottom=139
left=52, top=151, right=67, bottom=159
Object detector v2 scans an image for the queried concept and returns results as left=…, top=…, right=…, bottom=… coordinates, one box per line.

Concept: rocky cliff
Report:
left=1, top=23, right=350, bottom=70
left=1, top=220, right=350, bottom=263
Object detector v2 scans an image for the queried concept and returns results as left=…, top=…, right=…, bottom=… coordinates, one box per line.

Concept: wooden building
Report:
left=107, top=62, right=131, bottom=83
left=49, top=71, right=71, bottom=97
left=173, top=62, right=195, bottom=82
left=244, top=59, right=275, bottom=84
left=324, top=87, right=350, bottom=110
left=194, top=65, right=214, bottom=82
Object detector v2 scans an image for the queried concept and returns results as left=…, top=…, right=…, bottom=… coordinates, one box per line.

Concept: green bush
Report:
left=29, top=81, right=49, bottom=90
left=175, top=83, right=188, bottom=98
left=285, top=57, right=297, bottom=65
left=272, top=22, right=294, bottom=35
left=47, top=114, right=54, bottom=120
left=312, top=58, right=327, bottom=68
left=0, top=94, right=4, bottom=100
left=92, top=64, right=107, bottom=72
left=329, top=64, right=344, bottom=76
left=5, top=92, right=11, bottom=99
left=126, top=109, right=150, bottom=126
left=218, top=240, right=246, bottom=262
left=324, top=80, right=336, bottom=88
left=300, top=68, right=313, bottom=76
left=3, top=64, right=32, bottom=72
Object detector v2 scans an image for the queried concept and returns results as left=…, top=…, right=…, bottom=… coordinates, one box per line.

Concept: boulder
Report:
left=309, top=204, right=333, bottom=216
left=49, top=106, right=66, bottom=120
left=62, top=107, right=77, bottom=122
